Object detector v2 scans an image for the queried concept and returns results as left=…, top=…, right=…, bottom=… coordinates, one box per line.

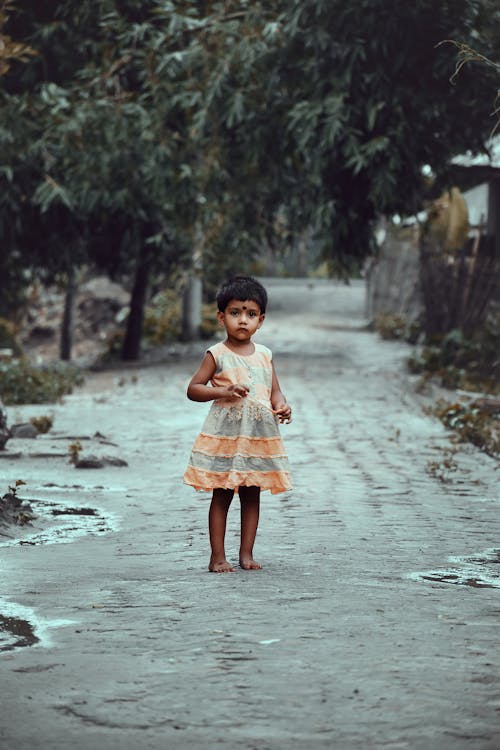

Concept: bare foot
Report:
left=239, top=556, right=262, bottom=570
left=209, top=558, right=235, bottom=573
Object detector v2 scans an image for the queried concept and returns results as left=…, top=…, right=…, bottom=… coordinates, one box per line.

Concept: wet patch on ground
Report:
left=409, top=548, right=500, bottom=589
left=0, top=598, right=77, bottom=651
left=0, top=613, right=39, bottom=651
left=0, top=494, right=118, bottom=547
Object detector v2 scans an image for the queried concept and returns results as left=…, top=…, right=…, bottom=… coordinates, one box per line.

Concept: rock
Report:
left=0, top=492, right=35, bottom=528
left=10, top=423, right=38, bottom=439
left=80, top=277, right=129, bottom=305
left=75, top=455, right=105, bottom=469
left=102, top=455, right=128, bottom=467
left=74, top=454, right=128, bottom=469
left=18, top=275, right=130, bottom=365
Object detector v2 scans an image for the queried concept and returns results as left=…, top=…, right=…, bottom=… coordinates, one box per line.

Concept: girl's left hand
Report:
left=273, top=402, right=292, bottom=424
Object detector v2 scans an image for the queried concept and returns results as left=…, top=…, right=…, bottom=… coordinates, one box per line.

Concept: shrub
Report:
left=0, top=318, right=23, bottom=357
left=408, top=319, right=500, bottom=395
left=142, top=289, right=182, bottom=346
left=431, top=399, right=499, bottom=459
left=374, top=313, right=421, bottom=343
left=0, top=360, right=84, bottom=405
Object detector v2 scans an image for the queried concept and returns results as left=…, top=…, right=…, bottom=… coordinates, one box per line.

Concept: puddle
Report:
left=0, top=489, right=118, bottom=650
left=0, top=497, right=118, bottom=548
left=0, top=613, right=39, bottom=651
left=0, top=598, right=77, bottom=651
left=410, top=548, right=500, bottom=589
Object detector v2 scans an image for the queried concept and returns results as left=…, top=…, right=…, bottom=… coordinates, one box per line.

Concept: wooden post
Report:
left=182, top=275, right=202, bottom=341
left=60, top=265, right=76, bottom=361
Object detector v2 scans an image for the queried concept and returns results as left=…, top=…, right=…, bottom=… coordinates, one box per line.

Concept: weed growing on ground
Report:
left=373, top=313, right=421, bottom=343
left=29, top=414, right=54, bottom=434
left=374, top=312, right=499, bottom=456
left=408, top=319, right=500, bottom=395
left=0, top=480, right=34, bottom=526
left=425, top=449, right=459, bottom=483
left=68, top=441, right=83, bottom=465
left=430, top=400, right=499, bottom=459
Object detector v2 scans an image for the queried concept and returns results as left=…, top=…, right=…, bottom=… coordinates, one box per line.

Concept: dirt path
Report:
left=0, top=279, right=499, bottom=750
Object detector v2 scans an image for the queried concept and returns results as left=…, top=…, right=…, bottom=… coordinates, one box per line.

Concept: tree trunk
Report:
left=60, top=266, right=77, bottom=361
left=182, top=275, right=202, bottom=341
left=0, top=398, right=10, bottom=450
left=181, top=223, right=204, bottom=341
left=121, top=247, right=151, bottom=361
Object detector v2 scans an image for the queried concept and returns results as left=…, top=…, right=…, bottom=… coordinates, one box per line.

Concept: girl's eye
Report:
left=249, top=311, right=256, bottom=317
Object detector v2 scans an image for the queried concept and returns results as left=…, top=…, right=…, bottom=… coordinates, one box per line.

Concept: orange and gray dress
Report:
left=184, top=341, right=291, bottom=495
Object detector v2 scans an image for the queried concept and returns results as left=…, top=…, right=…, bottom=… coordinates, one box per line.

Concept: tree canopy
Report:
left=1, top=0, right=499, bottom=351
left=195, top=0, right=500, bottom=270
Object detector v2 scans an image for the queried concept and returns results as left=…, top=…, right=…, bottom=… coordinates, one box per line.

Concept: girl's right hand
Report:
left=226, top=383, right=250, bottom=399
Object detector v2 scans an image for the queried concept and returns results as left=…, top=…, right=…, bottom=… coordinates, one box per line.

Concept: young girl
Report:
left=183, top=276, right=292, bottom=573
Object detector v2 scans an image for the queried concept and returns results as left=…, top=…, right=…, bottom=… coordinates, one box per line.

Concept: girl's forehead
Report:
left=226, top=298, right=261, bottom=311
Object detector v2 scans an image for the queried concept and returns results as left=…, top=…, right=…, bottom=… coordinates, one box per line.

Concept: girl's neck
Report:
left=223, top=337, right=255, bottom=356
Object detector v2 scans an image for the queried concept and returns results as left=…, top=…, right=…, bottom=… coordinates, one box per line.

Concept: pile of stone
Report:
left=19, top=275, right=130, bottom=364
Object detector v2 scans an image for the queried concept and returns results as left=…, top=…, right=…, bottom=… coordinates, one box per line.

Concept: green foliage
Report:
left=196, top=0, right=500, bottom=270
left=142, top=290, right=219, bottom=345
left=0, top=359, right=84, bottom=404
left=142, top=289, right=182, bottom=346
left=1, top=1, right=196, bottom=311
left=2, top=0, right=500, bottom=314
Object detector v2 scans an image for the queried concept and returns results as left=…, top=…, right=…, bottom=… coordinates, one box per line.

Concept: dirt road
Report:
left=1, top=279, right=499, bottom=749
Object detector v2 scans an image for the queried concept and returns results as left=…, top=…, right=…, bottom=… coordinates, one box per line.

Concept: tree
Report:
left=1, top=1, right=198, bottom=359
left=195, top=0, right=500, bottom=272
left=2, top=0, right=500, bottom=360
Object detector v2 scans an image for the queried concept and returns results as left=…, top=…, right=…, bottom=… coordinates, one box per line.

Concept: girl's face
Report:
left=217, top=298, right=265, bottom=342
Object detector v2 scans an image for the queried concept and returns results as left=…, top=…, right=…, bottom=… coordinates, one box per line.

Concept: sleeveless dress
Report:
left=183, top=341, right=291, bottom=495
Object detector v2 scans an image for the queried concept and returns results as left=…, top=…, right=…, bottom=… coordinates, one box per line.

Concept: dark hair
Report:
left=216, top=276, right=268, bottom=313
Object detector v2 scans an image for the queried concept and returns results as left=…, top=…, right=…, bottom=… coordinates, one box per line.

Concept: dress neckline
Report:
left=221, top=341, right=256, bottom=358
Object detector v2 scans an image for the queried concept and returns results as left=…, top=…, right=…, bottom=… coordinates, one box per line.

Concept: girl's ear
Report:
left=257, top=313, right=265, bottom=328
left=217, top=310, right=225, bottom=327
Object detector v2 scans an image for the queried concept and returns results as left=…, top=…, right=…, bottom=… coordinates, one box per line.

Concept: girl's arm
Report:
left=270, top=362, right=292, bottom=423
left=187, top=352, right=250, bottom=402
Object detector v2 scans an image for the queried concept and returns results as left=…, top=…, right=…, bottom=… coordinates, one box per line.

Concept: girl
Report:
left=183, top=276, right=292, bottom=573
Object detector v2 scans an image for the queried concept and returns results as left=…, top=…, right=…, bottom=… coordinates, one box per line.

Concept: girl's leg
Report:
left=208, top=488, right=235, bottom=572
left=239, top=486, right=262, bottom=570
